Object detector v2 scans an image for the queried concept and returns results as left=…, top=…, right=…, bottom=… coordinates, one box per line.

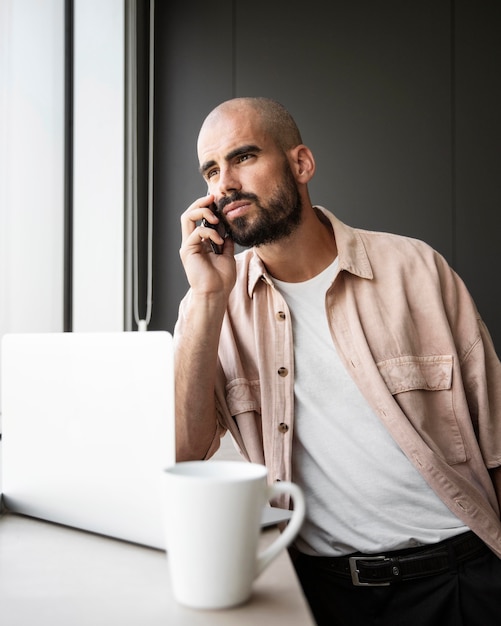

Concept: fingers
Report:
left=180, top=195, right=225, bottom=253
left=178, top=196, right=236, bottom=296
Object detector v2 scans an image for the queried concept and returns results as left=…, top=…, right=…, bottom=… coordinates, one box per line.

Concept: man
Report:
left=174, top=97, right=501, bottom=625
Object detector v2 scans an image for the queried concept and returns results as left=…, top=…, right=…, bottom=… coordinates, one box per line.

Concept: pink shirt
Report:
left=175, top=208, right=501, bottom=557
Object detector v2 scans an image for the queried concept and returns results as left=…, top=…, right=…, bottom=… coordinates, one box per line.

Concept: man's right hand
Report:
left=179, top=194, right=236, bottom=299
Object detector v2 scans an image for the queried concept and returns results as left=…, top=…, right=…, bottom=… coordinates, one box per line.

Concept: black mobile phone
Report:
left=201, top=203, right=226, bottom=254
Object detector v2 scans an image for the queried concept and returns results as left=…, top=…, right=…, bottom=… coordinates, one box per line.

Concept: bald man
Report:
left=174, top=97, right=501, bottom=626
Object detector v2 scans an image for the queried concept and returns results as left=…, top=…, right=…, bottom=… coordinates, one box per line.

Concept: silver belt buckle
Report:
left=348, top=555, right=391, bottom=586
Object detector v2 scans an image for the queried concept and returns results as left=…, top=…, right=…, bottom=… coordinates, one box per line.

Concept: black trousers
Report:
left=292, top=543, right=501, bottom=626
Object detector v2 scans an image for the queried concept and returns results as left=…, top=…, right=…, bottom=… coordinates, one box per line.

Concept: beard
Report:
left=216, top=162, right=303, bottom=248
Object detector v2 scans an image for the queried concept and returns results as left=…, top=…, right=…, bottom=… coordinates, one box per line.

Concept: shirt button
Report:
left=276, top=311, right=286, bottom=321
left=278, top=423, right=289, bottom=433
left=277, top=367, right=288, bottom=377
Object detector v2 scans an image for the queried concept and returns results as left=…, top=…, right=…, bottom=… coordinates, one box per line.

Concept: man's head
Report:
left=197, top=97, right=314, bottom=248
left=199, top=97, right=303, bottom=153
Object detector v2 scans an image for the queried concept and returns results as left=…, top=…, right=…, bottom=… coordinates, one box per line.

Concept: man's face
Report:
left=216, top=160, right=302, bottom=248
left=198, top=110, right=303, bottom=248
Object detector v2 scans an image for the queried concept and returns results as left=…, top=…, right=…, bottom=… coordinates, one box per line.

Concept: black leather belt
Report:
left=300, top=531, right=488, bottom=586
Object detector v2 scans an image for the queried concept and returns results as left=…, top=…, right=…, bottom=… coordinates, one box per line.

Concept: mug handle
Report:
left=255, top=481, right=305, bottom=576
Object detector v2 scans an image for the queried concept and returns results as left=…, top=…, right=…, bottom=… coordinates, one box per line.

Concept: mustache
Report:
left=217, top=192, right=258, bottom=213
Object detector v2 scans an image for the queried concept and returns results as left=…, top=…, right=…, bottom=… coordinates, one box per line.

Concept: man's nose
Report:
left=217, top=167, right=241, bottom=196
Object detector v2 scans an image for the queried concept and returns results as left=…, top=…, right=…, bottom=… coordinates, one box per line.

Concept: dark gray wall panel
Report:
left=152, top=0, right=234, bottom=332
left=454, top=0, right=501, bottom=349
left=234, top=1, right=453, bottom=257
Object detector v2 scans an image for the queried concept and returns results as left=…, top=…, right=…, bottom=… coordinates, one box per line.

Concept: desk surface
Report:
left=0, top=511, right=314, bottom=626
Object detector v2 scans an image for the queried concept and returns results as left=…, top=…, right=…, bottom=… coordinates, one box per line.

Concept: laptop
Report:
left=1, top=330, right=175, bottom=549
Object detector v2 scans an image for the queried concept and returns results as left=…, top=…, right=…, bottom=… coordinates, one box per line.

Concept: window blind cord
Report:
left=133, top=0, right=154, bottom=332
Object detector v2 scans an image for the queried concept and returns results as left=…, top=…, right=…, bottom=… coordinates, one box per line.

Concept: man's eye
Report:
left=238, top=154, right=251, bottom=163
left=207, top=169, right=219, bottom=179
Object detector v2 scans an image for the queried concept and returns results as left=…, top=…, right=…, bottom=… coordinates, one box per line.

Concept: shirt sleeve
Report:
left=461, top=317, right=501, bottom=471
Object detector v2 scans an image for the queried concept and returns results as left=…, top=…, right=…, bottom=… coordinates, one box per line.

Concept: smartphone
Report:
left=201, top=203, right=227, bottom=254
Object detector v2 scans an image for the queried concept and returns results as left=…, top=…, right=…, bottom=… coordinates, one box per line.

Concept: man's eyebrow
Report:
left=199, top=144, right=262, bottom=176
left=199, top=159, right=216, bottom=176
left=226, top=144, right=262, bottom=161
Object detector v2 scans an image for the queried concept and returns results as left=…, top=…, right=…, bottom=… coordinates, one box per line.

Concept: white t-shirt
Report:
left=273, top=258, right=467, bottom=556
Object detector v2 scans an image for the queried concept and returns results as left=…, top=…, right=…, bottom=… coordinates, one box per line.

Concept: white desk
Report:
left=0, top=510, right=314, bottom=626
left=0, top=435, right=314, bottom=625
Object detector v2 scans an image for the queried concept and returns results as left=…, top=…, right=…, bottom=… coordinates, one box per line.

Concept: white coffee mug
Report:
left=161, top=460, right=305, bottom=609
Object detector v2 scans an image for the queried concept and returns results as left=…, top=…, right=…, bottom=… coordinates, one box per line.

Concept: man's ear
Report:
left=288, top=144, right=316, bottom=183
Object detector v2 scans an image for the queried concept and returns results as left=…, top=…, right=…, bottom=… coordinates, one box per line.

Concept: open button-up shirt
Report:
left=175, top=208, right=501, bottom=558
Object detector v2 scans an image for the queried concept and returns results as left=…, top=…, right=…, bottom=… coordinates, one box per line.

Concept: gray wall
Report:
left=150, top=0, right=501, bottom=353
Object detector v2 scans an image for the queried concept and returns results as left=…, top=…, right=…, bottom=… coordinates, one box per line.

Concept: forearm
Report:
left=175, top=292, right=227, bottom=461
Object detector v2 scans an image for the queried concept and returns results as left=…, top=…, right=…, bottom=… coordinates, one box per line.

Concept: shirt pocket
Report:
left=377, top=355, right=467, bottom=465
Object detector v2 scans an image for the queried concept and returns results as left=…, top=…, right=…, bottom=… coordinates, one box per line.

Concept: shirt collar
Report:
left=246, top=206, right=373, bottom=297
